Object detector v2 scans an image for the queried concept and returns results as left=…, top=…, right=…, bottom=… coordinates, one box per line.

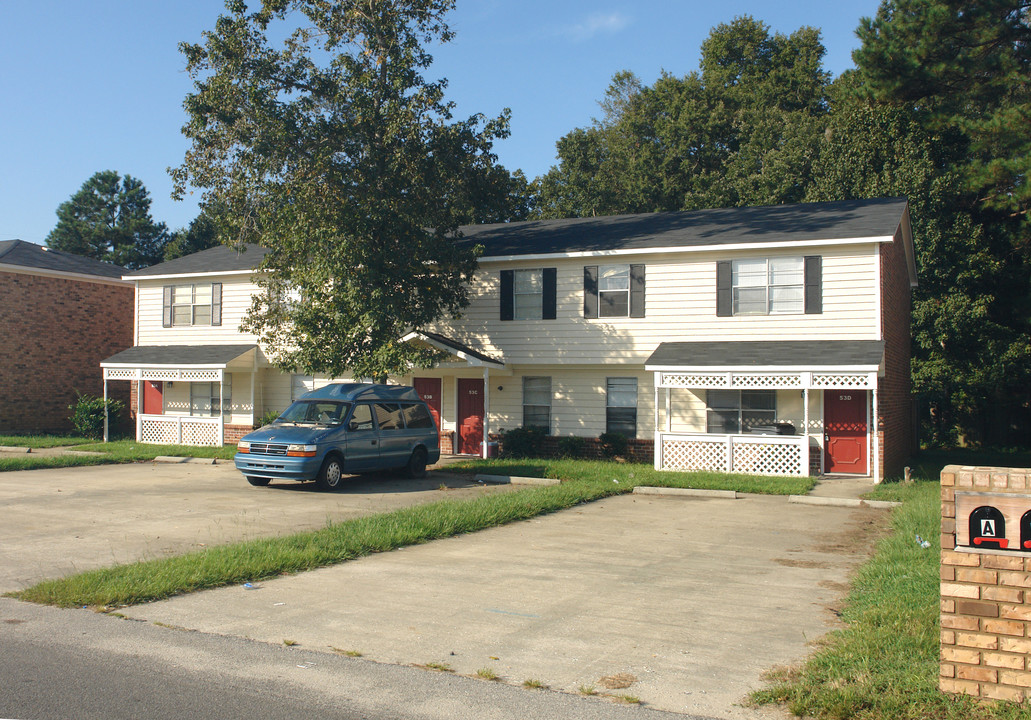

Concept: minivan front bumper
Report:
left=234, top=452, right=324, bottom=481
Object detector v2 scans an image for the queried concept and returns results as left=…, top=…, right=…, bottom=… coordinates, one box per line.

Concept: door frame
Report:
left=456, top=378, right=485, bottom=455
left=823, top=390, right=869, bottom=475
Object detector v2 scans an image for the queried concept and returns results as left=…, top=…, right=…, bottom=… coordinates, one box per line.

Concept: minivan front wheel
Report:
left=316, top=456, right=344, bottom=491
left=246, top=476, right=271, bottom=487
left=405, top=448, right=428, bottom=479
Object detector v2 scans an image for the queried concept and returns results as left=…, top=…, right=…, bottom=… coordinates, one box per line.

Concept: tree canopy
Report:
left=45, top=170, right=169, bottom=270
left=173, top=0, right=516, bottom=380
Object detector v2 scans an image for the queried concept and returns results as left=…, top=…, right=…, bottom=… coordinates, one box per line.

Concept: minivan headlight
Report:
left=237, top=440, right=250, bottom=453
left=286, top=444, right=318, bottom=457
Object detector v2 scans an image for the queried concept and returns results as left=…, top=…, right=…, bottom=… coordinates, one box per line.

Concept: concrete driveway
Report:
left=119, top=492, right=885, bottom=718
left=2, top=459, right=886, bottom=717
left=0, top=459, right=508, bottom=593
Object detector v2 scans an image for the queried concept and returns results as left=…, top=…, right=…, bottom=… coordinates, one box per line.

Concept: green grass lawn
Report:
left=753, top=448, right=1031, bottom=720
left=448, top=457, right=818, bottom=496
left=0, top=437, right=236, bottom=472
left=0, top=434, right=94, bottom=448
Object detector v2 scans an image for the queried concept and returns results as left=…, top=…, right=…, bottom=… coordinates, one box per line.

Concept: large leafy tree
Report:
left=163, top=208, right=222, bottom=262
left=533, top=17, right=830, bottom=218
left=46, top=170, right=169, bottom=269
left=172, top=0, right=514, bottom=379
left=848, top=0, right=1031, bottom=444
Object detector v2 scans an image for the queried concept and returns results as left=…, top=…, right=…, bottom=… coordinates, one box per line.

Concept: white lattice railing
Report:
left=657, top=371, right=875, bottom=390
left=658, top=432, right=807, bottom=476
left=140, top=415, right=222, bottom=447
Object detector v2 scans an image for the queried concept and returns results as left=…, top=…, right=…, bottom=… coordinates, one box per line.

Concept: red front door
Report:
left=143, top=381, right=163, bottom=415
left=412, top=377, right=442, bottom=437
left=824, top=391, right=868, bottom=474
left=456, top=378, right=484, bottom=455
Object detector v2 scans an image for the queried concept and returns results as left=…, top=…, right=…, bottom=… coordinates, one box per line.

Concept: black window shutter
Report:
left=211, top=282, right=223, bottom=326
left=629, top=264, right=645, bottom=318
left=542, top=268, right=557, bottom=320
left=162, top=286, right=172, bottom=327
left=583, top=266, right=599, bottom=318
left=804, top=256, right=822, bottom=314
left=716, top=261, right=733, bottom=316
left=500, top=270, right=514, bottom=321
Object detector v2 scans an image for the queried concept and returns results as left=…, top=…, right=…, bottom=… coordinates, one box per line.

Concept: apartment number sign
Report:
left=956, top=491, right=1031, bottom=554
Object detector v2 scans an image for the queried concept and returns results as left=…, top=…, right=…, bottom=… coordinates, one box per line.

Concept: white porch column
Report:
left=653, top=376, right=661, bottom=470
left=482, top=366, right=490, bottom=458
left=103, top=372, right=109, bottom=443
left=872, top=384, right=881, bottom=484
left=219, top=370, right=225, bottom=446
left=802, top=387, right=810, bottom=476
left=136, top=373, right=143, bottom=443
left=249, top=367, right=256, bottom=428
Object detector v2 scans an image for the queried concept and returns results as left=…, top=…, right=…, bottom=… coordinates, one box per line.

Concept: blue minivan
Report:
left=234, top=383, right=441, bottom=490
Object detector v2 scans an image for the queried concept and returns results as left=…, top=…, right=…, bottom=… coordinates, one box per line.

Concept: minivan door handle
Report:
left=371, top=440, right=377, bottom=445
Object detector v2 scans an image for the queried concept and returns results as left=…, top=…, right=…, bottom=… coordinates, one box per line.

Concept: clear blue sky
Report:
left=0, top=0, right=881, bottom=246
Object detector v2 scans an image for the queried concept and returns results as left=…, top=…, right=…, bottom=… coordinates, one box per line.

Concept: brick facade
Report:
left=940, top=465, right=1031, bottom=702
left=0, top=270, right=133, bottom=434
left=878, top=230, right=915, bottom=479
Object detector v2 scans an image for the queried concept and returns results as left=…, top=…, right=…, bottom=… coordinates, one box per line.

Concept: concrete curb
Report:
left=0, top=446, right=31, bottom=454
left=633, top=486, right=739, bottom=499
left=789, top=495, right=901, bottom=509
left=153, top=456, right=218, bottom=465
left=473, top=474, right=560, bottom=486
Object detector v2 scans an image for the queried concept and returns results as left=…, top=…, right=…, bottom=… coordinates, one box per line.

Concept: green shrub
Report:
left=599, top=432, right=628, bottom=458
left=501, top=427, right=546, bottom=458
left=69, top=394, right=125, bottom=440
left=258, top=408, right=282, bottom=427
left=557, top=435, right=586, bottom=458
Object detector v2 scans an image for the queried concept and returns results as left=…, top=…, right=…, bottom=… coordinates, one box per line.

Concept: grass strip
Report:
left=9, top=478, right=620, bottom=608
left=753, top=449, right=1031, bottom=720
left=0, top=439, right=237, bottom=472
left=0, top=435, right=94, bottom=449
left=449, top=457, right=818, bottom=496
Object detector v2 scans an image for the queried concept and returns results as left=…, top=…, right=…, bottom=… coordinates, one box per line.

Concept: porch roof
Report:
left=644, top=340, right=884, bottom=371
left=402, top=331, right=504, bottom=368
left=101, top=344, right=258, bottom=368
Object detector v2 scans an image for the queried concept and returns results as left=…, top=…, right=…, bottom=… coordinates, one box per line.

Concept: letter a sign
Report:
left=982, top=519, right=997, bottom=537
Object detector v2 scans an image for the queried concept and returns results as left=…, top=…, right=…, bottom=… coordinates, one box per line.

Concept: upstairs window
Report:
left=163, top=282, right=222, bottom=327
left=514, top=269, right=543, bottom=320
left=501, top=269, right=556, bottom=320
left=584, top=264, right=645, bottom=318
left=717, top=257, right=821, bottom=316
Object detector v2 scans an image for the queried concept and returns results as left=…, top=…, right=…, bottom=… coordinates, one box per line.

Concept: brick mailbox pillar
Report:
left=941, top=464, right=1031, bottom=702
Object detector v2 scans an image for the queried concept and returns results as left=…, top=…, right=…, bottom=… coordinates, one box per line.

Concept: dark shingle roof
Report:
left=460, top=198, right=909, bottom=258
left=125, top=245, right=268, bottom=277
left=101, top=344, right=257, bottom=366
left=645, top=340, right=885, bottom=368
left=122, top=198, right=909, bottom=276
left=0, top=239, right=126, bottom=278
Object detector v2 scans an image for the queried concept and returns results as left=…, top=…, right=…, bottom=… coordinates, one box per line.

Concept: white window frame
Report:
left=522, top=376, right=552, bottom=432
left=705, top=389, right=776, bottom=433
left=513, top=269, right=544, bottom=320
left=599, top=264, right=630, bottom=318
left=190, top=377, right=232, bottom=418
left=171, top=283, right=214, bottom=326
left=605, top=377, right=637, bottom=437
left=732, top=257, right=804, bottom=316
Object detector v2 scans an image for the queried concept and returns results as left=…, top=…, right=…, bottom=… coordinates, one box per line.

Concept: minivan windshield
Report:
left=277, top=401, right=350, bottom=426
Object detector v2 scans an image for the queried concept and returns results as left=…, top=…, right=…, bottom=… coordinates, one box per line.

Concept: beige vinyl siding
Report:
left=430, top=245, right=881, bottom=366
left=136, top=276, right=260, bottom=345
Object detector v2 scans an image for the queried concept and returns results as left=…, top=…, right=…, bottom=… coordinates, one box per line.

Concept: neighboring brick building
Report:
left=0, top=240, right=133, bottom=434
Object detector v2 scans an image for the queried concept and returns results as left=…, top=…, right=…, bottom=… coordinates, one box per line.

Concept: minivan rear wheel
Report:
left=316, top=456, right=344, bottom=491
left=405, top=448, right=428, bottom=479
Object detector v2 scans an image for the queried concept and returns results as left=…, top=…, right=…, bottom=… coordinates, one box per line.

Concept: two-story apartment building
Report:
left=101, top=197, right=917, bottom=480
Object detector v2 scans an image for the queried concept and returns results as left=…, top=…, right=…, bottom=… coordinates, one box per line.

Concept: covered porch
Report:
left=101, top=344, right=260, bottom=446
left=401, top=331, right=506, bottom=457
left=645, top=341, right=885, bottom=482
